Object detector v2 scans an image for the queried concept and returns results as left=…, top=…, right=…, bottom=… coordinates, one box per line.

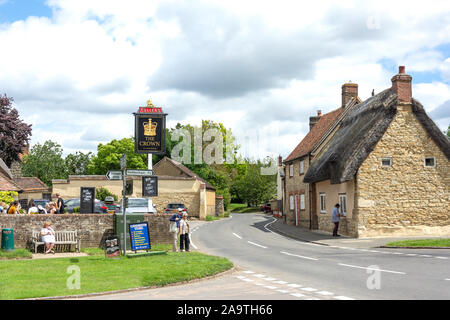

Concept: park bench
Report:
left=31, top=230, right=81, bottom=253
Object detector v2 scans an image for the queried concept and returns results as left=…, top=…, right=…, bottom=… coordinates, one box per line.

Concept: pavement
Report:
left=264, top=215, right=448, bottom=249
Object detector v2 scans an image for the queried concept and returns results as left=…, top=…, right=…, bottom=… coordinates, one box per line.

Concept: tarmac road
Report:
left=76, top=213, right=449, bottom=300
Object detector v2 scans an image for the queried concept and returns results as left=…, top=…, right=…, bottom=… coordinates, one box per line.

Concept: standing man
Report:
left=169, top=208, right=182, bottom=252
left=56, top=193, right=65, bottom=214
left=331, top=203, right=341, bottom=237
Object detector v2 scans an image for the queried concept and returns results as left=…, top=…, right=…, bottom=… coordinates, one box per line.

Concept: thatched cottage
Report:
left=284, top=66, right=450, bottom=237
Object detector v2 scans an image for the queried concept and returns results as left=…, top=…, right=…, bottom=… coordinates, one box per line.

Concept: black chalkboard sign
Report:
left=142, top=176, right=158, bottom=197
left=80, top=187, right=95, bottom=213
left=105, top=235, right=120, bottom=258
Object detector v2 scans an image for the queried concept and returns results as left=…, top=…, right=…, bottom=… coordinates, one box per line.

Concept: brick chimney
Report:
left=309, top=110, right=322, bottom=131
left=391, top=66, right=412, bottom=104
left=341, top=82, right=358, bottom=108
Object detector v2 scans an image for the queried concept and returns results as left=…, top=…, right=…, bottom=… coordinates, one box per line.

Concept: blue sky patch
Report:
left=0, top=0, right=52, bottom=23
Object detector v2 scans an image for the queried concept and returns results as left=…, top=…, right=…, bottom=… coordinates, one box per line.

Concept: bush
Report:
left=96, top=187, right=118, bottom=202
left=72, top=206, right=80, bottom=213
left=0, top=191, right=18, bottom=205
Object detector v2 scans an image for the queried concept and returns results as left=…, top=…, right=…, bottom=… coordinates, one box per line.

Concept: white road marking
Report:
left=338, top=263, right=406, bottom=275
left=334, top=296, right=355, bottom=300
left=290, top=293, right=305, bottom=298
left=276, top=289, right=290, bottom=293
left=263, top=277, right=276, bottom=281
left=243, top=271, right=254, bottom=274
left=436, top=257, right=448, bottom=260
left=248, top=241, right=267, bottom=249
left=419, top=255, right=432, bottom=258
left=254, top=274, right=266, bottom=278
left=287, top=284, right=302, bottom=288
left=406, top=254, right=417, bottom=256
left=317, top=291, right=334, bottom=296
left=280, top=251, right=319, bottom=261
left=263, top=218, right=278, bottom=234
left=300, top=287, right=317, bottom=292
left=264, top=286, right=278, bottom=289
left=444, top=279, right=450, bottom=281
left=232, top=232, right=242, bottom=239
left=273, top=281, right=288, bottom=284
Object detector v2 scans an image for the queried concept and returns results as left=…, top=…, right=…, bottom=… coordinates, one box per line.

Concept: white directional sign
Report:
left=106, top=171, right=123, bottom=180
left=126, top=169, right=154, bottom=176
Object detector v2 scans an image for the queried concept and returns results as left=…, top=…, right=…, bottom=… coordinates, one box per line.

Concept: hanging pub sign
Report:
left=134, top=100, right=167, bottom=155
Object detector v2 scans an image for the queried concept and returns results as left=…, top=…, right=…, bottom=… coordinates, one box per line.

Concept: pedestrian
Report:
left=28, top=200, right=39, bottom=214
left=169, top=208, right=183, bottom=252
left=40, top=221, right=56, bottom=254
left=47, top=202, right=57, bottom=215
left=56, top=193, right=65, bottom=214
left=7, top=201, right=18, bottom=214
left=179, top=212, right=190, bottom=252
left=332, top=203, right=341, bottom=237
left=0, top=201, right=5, bottom=214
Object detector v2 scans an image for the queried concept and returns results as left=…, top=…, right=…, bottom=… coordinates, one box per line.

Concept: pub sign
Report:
left=134, top=100, right=167, bottom=154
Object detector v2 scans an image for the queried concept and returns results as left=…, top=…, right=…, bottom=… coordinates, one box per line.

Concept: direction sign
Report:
left=126, top=169, right=154, bottom=176
left=106, top=171, right=123, bottom=180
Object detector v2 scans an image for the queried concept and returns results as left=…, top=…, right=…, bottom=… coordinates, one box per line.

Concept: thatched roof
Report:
left=303, top=88, right=450, bottom=184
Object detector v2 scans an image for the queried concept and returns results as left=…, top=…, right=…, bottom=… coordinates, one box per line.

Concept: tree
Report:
left=65, top=151, right=93, bottom=175
left=446, top=125, right=450, bottom=139
left=21, top=140, right=68, bottom=186
left=88, top=138, right=148, bottom=174
left=0, top=94, right=32, bottom=166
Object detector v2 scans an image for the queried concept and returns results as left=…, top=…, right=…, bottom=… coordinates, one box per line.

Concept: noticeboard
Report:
left=129, top=222, right=151, bottom=251
left=142, top=176, right=158, bottom=197
left=80, top=187, right=95, bottom=214
left=105, top=236, right=120, bottom=258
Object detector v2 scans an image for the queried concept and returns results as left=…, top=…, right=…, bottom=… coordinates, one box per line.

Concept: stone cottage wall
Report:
left=355, top=104, right=450, bottom=237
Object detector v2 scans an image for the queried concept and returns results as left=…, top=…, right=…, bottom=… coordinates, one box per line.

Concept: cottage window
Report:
left=339, top=194, right=347, bottom=216
left=424, top=157, right=435, bottom=167
left=289, top=195, right=294, bottom=210
left=299, top=160, right=304, bottom=174
left=300, top=194, right=305, bottom=210
left=320, top=193, right=326, bottom=213
left=289, top=164, right=293, bottom=177
left=381, top=157, right=392, bottom=167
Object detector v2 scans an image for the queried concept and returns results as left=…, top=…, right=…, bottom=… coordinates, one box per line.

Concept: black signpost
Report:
left=80, top=187, right=95, bottom=214
left=142, top=176, right=158, bottom=197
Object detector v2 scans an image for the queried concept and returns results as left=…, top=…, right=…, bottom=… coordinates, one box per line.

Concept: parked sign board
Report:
left=80, top=187, right=95, bottom=214
left=142, top=176, right=158, bottom=197
left=129, top=222, right=151, bottom=251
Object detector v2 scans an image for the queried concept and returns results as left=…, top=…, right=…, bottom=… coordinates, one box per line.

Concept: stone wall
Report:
left=215, top=196, right=224, bottom=216
left=0, top=214, right=173, bottom=250
left=356, top=104, right=450, bottom=237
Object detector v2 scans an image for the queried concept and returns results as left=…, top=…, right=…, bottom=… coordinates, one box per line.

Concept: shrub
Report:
left=96, top=187, right=118, bottom=202
left=0, top=191, right=18, bottom=205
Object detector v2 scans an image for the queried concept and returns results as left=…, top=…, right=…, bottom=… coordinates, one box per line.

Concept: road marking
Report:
left=273, top=280, right=288, bottom=284
left=290, top=293, right=305, bottom=298
left=232, top=232, right=242, bottom=239
left=263, top=277, right=276, bottom=281
left=254, top=274, right=266, bottom=278
left=419, top=255, right=432, bottom=258
left=243, top=271, right=254, bottom=274
left=317, top=291, right=334, bottom=296
left=276, top=289, right=290, bottom=293
left=436, top=257, right=448, bottom=260
left=444, top=279, right=450, bottom=281
left=263, top=218, right=278, bottom=234
left=280, top=251, right=318, bottom=261
left=406, top=254, right=417, bottom=256
left=338, top=263, right=406, bottom=275
left=300, top=287, right=317, bottom=292
left=264, top=286, right=278, bottom=290
left=334, top=296, right=355, bottom=300
left=248, top=241, right=267, bottom=249
left=287, top=284, right=302, bottom=288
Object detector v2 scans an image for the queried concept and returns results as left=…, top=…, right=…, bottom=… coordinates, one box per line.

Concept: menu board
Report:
left=129, top=222, right=151, bottom=251
left=80, top=187, right=95, bottom=214
left=142, top=176, right=158, bottom=197
left=105, top=236, right=120, bottom=258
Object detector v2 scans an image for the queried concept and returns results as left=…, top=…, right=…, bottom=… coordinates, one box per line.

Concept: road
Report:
left=81, top=213, right=450, bottom=300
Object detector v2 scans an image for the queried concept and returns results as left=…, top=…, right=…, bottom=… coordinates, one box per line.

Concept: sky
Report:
left=0, top=0, right=449, bottom=162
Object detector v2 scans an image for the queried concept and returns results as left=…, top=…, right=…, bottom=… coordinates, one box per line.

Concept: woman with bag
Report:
left=179, top=212, right=190, bottom=252
left=169, top=208, right=182, bottom=252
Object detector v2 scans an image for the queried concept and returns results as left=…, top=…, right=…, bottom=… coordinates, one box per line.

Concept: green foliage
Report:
left=0, top=191, right=18, bottom=204
left=446, top=125, right=450, bottom=139
left=65, top=151, right=93, bottom=175
left=21, top=140, right=67, bottom=186
left=72, top=206, right=80, bottom=213
left=96, top=187, right=118, bottom=201
left=88, top=137, right=148, bottom=174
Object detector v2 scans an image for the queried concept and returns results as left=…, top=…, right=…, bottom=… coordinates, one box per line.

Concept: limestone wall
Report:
left=0, top=214, right=173, bottom=249
left=356, top=104, right=450, bottom=237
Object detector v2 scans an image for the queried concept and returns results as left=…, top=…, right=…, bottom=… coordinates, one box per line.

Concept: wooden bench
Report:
left=31, top=230, right=81, bottom=253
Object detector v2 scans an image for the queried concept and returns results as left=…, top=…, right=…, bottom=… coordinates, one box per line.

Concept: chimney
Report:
left=309, top=110, right=322, bottom=131
left=341, top=82, right=358, bottom=108
left=391, top=66, right=412, bottom=104
left=278, top=155, right=283, bottom=167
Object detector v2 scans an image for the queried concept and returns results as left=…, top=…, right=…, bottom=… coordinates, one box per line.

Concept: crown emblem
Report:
left=143, top=118, right=158, bottom=136
left=146, top=100, right=155, bottom=108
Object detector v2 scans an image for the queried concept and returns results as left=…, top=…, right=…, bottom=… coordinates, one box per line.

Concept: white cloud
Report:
left=0, top=0, right=449, bottom=160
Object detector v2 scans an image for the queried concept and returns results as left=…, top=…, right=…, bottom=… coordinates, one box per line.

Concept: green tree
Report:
left=96, top=187, right=118, bottom=201
left=21, top=140, right=68, bottom=186
left=88, top=138, right=148, bottom=174
left=65, top=151, right=93, bottom=175
left=446, top=125, right=450, bottom=139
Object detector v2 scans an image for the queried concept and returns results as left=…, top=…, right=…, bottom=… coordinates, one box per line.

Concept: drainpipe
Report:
left=308, top=152, right=312, bottom=229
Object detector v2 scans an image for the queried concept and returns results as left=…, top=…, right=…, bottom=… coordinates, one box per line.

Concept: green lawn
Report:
left=385, top=238, right=450, bottom=247
left=0, top=249, right=32, bottom=260
left=0, top=249, right=233, bottom=300
left=229, top=203, right=261, bottom=213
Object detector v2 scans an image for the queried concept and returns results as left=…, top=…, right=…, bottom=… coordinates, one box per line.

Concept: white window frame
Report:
left=299, top=160, right=304, bottom=174
left=381, top=157, right=392, bottom=167
left=320, top=193, right=326, bottom=213
left=339, top=194, right=347, bottom=216
left=289, top=195, right=294, bottom=210
left=289, top=164, right=294, bottom=177
left=300, top=194, right=305, bottom=210
left=424, top=157, right=436, bottom=168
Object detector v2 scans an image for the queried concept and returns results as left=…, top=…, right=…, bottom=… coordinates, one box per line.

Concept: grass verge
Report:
left=385, top=238, right=450, bottom=247
left=0, top=249, right=32, bottom=260
left=0, top=251, right=233, bottom=299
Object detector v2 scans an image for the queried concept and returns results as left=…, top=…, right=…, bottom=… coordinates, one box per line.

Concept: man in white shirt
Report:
left=331, top=204, right=341, bottom=237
